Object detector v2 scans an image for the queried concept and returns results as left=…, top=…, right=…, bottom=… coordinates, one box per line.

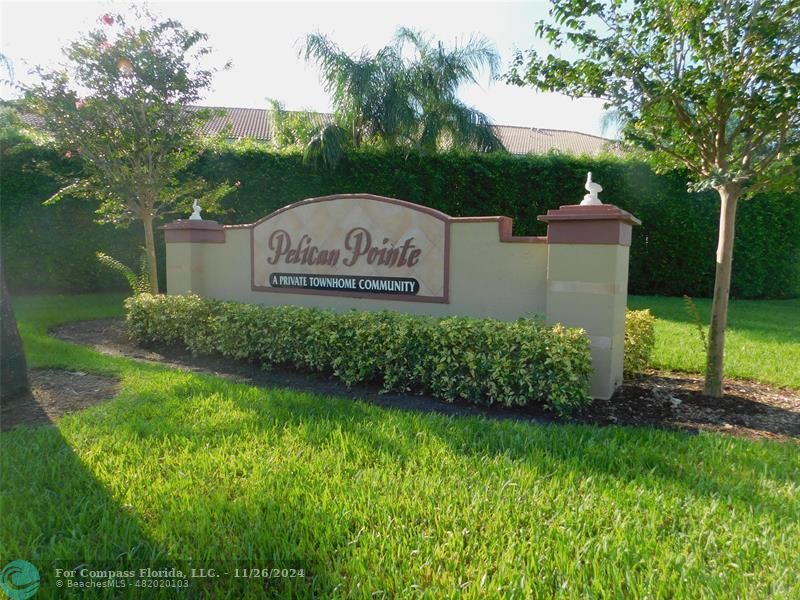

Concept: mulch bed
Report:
left=1, top=368, right=119, bottom=431
left=4, top=318, right=797, bottom=442
left=583, top=372, right=799, bottom=441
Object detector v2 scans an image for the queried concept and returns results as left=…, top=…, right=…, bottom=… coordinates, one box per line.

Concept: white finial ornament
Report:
left=189, top=199, right=202, bottom=220
left=581, top=172, right=603, bottom=206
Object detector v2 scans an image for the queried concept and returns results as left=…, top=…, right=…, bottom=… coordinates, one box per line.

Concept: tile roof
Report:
left=190, top=106, right=335, bottom=142
left=199, top=106, right=620, bottom=156
left=19, top=105, right=621, bottom=156
left=192, top=106, right=274, bottom=140
left=493, top=124, right=620, bottom=156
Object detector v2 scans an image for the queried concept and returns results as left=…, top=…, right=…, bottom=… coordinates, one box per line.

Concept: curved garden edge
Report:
left=47, top=317, right=800, bottom=442
left=0, top=368, right=120, bottom=431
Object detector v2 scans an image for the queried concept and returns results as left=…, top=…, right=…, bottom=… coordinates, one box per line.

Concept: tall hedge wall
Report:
left=1, top=145, right=148, bottom=292
left=2, top=143, right=798, bottom=297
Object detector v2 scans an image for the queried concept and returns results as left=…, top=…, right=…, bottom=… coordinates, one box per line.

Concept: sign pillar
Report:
left=162, top=220, right=225, bottom=295
left=539, top=205, right=641, bottom=400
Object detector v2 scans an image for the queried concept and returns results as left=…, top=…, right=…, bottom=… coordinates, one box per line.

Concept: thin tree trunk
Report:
left=704, top=184, right=740, bottom=397
left=1, top=265, right=31, bottom=402
left=142, top=212, right=159, bottom=294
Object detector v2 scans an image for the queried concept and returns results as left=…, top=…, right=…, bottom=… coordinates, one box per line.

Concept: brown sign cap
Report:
left=538, top=204, right=641, bottom=246
left=162, top=220, right=225, bottom=243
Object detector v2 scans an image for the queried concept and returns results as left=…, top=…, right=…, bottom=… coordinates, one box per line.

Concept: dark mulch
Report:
left=1, top=368, right=120, bottom=431
left=44, top=318, right=800, bottom=442
left=583, top=372, right=799, bottom=441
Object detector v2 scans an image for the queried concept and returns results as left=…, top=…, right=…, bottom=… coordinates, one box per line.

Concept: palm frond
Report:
left=301, top=27, right=502, bottom=159
left=304, top=123, right=347, bottom=169
left=96, top=251, right=149, bottom=295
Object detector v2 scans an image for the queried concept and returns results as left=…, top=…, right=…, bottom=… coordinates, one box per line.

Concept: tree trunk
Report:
left=142, top=212, right=160, bottom=294
left=703, top=184, right=741, bottom=397
left=1, top=265, right=31, bottom=402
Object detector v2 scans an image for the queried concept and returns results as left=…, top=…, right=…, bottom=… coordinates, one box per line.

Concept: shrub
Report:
left=125, top=294, right=593, bottom=415
left=624, top=309, right=656, bottom=375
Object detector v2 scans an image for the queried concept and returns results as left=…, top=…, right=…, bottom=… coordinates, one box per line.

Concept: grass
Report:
left=1, top=293, right=798, bottom=598
left=628, top=296, right=800, bottom=389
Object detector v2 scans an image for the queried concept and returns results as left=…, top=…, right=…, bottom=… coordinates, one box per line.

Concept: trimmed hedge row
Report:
left=196, top=147, right=800, bottom=298
left=125, top=294, right=594, bottom=415
left=4, top=143, right=799, bottom=297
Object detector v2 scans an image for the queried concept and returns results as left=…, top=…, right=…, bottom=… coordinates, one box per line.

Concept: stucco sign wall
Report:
left=251, top=197, right=449, bottom=302
left=163, top=193, right=640, bottom=400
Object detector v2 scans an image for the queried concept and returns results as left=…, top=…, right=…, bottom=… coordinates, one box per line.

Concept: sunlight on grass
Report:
left=1, top=293, right=798, bottom=598
left=628, top=296, right=800, bottom=389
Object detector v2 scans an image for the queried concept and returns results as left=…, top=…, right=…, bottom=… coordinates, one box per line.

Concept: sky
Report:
left=0, top=0, right=615, bottom=138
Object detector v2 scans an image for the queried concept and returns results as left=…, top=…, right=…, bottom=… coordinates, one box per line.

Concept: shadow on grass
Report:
left=0, top=412, right=321, bottom=598
left=106, top=374, right=800, bottom=528
left=0, top=421, right=165, bottom=596
left=627, top=296, right=800, bottom=339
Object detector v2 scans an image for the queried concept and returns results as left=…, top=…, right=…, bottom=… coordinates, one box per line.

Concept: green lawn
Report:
left=1, top=293, right=798, bottom=598
left=628, top=295, right=800, bottom=389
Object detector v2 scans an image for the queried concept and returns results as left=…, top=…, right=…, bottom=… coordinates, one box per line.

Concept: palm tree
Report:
left=395, top=27, right=503, bottom=153
left=300, top=27, right=503, bottom=166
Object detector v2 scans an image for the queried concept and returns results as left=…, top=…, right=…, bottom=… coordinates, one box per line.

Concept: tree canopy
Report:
left=507, top=0, right=800, bottom=194
left=506, top=0, right=800, bottom=397
left=22, top=9, right=232, bottom=292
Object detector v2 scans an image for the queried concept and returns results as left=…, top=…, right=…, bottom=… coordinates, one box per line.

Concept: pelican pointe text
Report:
left=267, top=227, right=422, bottom=269
left=262, top=227, right=425, bottom=297
left=250, top=195, right=449, bottom=302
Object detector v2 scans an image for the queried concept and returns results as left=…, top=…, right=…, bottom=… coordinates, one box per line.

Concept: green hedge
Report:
left=195, top=147, right=800, bottom=298
left=125, top=293, right=594, bottom=415
left=3, top=143, right=799, bottom=297
left=0, top=144, right=157, bottom=292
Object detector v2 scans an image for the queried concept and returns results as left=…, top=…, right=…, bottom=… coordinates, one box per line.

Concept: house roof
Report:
left=493, top=124, right=620, bottom=156
left=198, top=106, right=620, bottom=156
left=19, top=105, right=621, bottom=156
left=190, top=106, right=333, bottom=141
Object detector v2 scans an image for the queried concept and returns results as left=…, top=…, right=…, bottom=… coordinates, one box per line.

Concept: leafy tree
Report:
left=300, top=27, right=503, bottom=166
left=1, top=50, right=33, bottom=151
left=22, top=9, right=232, bottom=293
left=507, top=0, right=800, bottom=397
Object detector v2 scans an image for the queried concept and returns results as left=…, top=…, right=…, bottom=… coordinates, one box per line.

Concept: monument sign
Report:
left=163, top=190, right=640, bottom=400
left=251, top=196, right=449, bottom=302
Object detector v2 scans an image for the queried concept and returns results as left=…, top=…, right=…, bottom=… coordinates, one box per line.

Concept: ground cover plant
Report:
left=1, top=293, right=798, bottom=598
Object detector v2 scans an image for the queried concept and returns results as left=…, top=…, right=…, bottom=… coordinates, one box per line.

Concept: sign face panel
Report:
left=251, top=195, right=449, bottom=302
